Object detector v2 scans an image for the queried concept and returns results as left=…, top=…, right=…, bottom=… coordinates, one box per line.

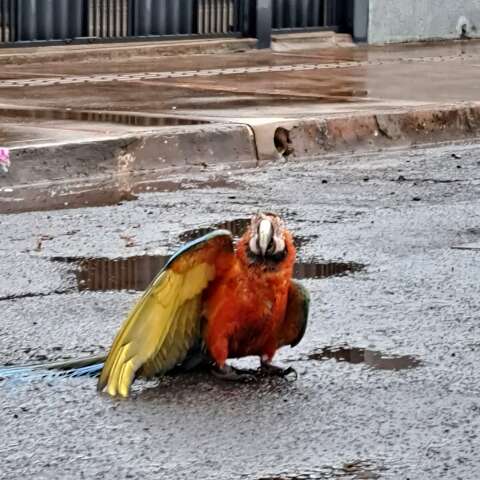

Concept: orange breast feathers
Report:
left=203, top=231, right=296, bottom=367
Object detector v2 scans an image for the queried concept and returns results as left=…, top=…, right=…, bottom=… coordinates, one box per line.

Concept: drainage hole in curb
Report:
left=274, top=127, right=294, bottom=157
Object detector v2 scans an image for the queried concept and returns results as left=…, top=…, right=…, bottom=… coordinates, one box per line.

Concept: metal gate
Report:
left=129, top=0, right=244, bottom=37
left=0, top=0, right=247, bottom=45
left=0, top=0, right=353, bottom=47
left=272, top=0, right=352, bottom=32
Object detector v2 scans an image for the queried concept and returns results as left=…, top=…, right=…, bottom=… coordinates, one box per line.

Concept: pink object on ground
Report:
left=0, top=148, right=10, bottom=173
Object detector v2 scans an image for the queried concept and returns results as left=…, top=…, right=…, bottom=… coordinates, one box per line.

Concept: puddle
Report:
left=307, top=345, right=421, bottom=371
left=179, top=218, right=251, bottom=242
left=294, top=261, right=363, bottom=280
left=50, top=218, right=363, bottom=291
left=256, top=460, right=384, bottom=479
left=179, top=218, right=321, bottom=256
left=0, top=176, right=240, bottom=214
left=0, top=107, right=209, bottom=127
left=73, top=255, right=170, bottom=292
left=0, top=188, right=140, bottom=215
left=451, top=242, right=480, bottom=251
left=53, top=254, right=363, bottom=292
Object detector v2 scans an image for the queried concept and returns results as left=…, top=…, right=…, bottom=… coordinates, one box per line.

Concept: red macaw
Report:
left=97, top=212, right=309, bottom=397
left=0, top=213, right=309, bottom=396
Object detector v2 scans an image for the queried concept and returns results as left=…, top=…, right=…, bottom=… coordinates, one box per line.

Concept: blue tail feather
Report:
left=69, top=363, right=104, bottom=377
left=0, top=355, right=105, bottom=383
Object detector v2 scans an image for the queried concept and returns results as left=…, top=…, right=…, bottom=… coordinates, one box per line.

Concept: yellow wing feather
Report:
left=98, top=233, right=233, bottom=397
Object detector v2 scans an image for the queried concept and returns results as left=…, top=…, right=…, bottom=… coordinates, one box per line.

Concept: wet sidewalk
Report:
left=1, top=39, right=480, bottom=214
left=0, top=39, right=479, bottom=149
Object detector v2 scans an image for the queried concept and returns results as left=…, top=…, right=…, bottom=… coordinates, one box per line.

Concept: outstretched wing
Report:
left=277, top=280, right=310, bottom=348
left=98, top=230, right=234, bottom=397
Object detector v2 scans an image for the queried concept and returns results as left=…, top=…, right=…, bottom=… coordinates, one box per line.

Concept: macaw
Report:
left=0, top=213, right=309, bottom=397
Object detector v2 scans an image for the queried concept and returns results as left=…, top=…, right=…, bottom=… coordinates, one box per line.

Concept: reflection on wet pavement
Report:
left=74, top=255, right=169, bottom=292
left=256, top=459, right=384, bottom=479
left=179, top=217, right=251, bottom=242
left=451, top=242, right=480, bottom=251
left=0, top=107, right=210, bottom=126
left=294, top=261, right=363, bottom=280
left=52, top=254, right=363, bottom=292
left=50, top=218, right=364, bottom=292
left=308, top=345, right=421, bottom=371
left=179, top=218, right=343, bottom=261
left=0, top=176, right=240, bottom=215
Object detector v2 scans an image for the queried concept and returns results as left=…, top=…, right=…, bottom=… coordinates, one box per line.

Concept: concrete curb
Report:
left=249, top=103, right=480, bottom=161
left=1, top=103, right=480, bottom=213
left=0, top=124, right=256, bottom=213
left=0, top=38, right=257, bottom=66
left=6, top=124, right=257, bottom=183
left=271, top=31, right=355, bottom=52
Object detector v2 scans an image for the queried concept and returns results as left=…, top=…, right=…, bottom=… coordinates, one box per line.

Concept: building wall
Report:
left=368, top=0, right=480, bottom=43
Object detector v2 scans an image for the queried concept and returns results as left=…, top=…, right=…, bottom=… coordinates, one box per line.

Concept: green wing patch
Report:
left=278, top=280, right=310, bottom=349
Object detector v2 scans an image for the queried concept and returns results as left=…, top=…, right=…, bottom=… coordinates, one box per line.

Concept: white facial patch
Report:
left=258, top=219, right=273, bottom=255
left=248, top=214, right=286, bottom=258
left=249, top=236, right=260, bottom=255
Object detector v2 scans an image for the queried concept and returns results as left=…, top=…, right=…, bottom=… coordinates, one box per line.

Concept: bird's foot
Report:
left=260, top=361, right=297, bottom=381
left=211, top=365, right=257, bottom=383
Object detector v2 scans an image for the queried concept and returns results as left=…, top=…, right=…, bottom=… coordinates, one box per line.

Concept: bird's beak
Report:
left=258, top=219, right=273, bottom=256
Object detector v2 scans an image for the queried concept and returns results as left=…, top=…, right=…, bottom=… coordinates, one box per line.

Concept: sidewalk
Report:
left=1, top=38, right=480, bottom=211
left=0, top=37, right=257, bottom=66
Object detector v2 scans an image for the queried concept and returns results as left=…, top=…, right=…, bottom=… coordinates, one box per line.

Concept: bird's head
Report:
left=246, top=213, right=287, bottom=261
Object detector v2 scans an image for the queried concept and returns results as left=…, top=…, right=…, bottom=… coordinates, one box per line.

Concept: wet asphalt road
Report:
left=1, top=142, right=480, bottom=479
